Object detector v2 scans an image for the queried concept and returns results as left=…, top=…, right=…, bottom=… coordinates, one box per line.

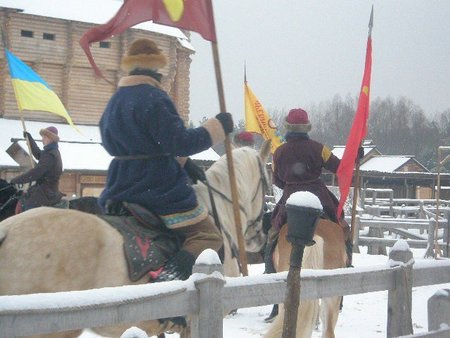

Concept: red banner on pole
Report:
left=80, top=0, right=217, bottom=77
left=336, top=9, right=373, bottom=219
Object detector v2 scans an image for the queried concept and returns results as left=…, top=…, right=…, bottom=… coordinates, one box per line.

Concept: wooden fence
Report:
left=1, top=243, right=450, bottom=338
left=399, top=289, right=450, bottom=338
left=354, top=216, right=449, bottom=257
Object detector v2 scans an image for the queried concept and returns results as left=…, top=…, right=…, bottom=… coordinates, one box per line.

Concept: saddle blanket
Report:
left=99, top=212, right=180, bottom=281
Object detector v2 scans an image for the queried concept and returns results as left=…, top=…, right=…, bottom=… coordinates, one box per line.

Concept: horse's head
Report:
left=203, top=140, right=271, bottom=254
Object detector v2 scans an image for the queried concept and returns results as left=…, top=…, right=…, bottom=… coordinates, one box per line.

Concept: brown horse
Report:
left=263, top=218, right=347, bottom=338
left=0, top=141, right=271, bottom=338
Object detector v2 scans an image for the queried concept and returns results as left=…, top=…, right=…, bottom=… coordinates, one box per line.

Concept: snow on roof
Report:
left=359, top=155, right=415, bottom=173
left=332, top=146, right=375, bottom=160
left=0, top=0, right=193, bottom=49
left=0, top=118, right=220, bottom=170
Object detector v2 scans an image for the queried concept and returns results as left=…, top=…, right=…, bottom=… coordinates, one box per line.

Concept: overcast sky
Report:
left=188, top=1, right=450, bottom=125
left=2, top=1, right=449, bottom=126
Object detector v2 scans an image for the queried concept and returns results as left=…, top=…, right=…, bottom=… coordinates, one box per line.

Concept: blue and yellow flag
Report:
left=6, top=49, right=75, bottom=127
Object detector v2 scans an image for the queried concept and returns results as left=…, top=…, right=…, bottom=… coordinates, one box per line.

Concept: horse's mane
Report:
left=0, top=179, right=16, bottom=205
left=205, top=147, right=265, bottom=201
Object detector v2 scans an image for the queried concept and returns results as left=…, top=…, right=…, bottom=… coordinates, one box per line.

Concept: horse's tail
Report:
left=263, top=237, right=324, bottom=338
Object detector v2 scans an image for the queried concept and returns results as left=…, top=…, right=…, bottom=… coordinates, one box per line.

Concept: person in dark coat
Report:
left=11, top=126, right=64, bottom=212
left=99, top=38, right=234, bottom=282
left=271, top=108, right=341, bottom=231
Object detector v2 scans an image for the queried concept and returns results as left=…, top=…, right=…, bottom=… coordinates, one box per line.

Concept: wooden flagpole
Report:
left=211, top=41, right=248, bottom=276
left=350, top=7, right=373, bottom=248
left=350, top=146, right=362, bottom=246
left=1, top=25, right=34, bottom=168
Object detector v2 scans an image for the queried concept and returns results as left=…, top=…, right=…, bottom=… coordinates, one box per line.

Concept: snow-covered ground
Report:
left=80, top=247, right=450, bottom=338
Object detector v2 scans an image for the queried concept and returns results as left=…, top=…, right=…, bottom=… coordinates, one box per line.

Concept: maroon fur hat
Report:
left=233, top=131, right=255, bottom=147
left=284, top=108, right=312, bottom=133
left=39, top=126, right=60, bottom=142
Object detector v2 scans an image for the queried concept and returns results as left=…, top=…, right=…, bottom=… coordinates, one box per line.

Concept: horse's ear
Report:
left=259, top=139, right=271, bottom=162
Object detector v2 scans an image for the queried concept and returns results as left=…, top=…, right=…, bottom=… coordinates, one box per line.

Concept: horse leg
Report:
left=319, top=297, right=341, bottom=338
left=263, top=299, right=319, bottom=338
left=316, top=220, right=347, bottom=338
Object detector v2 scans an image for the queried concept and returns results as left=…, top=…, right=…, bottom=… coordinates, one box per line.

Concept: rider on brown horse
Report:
left=264, top=108, right=357, bottom=321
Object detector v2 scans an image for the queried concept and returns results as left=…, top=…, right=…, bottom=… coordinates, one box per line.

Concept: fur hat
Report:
left=284, top=108, right=312, bottom=133
left=121, top=39, right=168, bottom=73
left=233, top=131, right=255, bottom=147
left=39, top=126, right=60, bottom=143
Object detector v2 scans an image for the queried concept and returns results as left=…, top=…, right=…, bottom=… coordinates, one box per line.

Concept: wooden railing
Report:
left=1, top=243, right=450, bottom=338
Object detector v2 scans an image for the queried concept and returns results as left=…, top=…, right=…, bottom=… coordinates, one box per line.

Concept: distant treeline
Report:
left=269, top=95, right=450, bottom=170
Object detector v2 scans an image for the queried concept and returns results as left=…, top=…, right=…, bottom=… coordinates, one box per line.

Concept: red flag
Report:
left=336, top=8, right=373, bottom=219
left=79, top=0, right=217, bottom=77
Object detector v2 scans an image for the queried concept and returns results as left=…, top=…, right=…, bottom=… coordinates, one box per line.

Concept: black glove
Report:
left=357, top=146, right=364, bottom=162
left=184, top=158, right=206, bottom=184
left=23, top=131, right=32, bottom=140
left=215, top=112, right=234, bottom=135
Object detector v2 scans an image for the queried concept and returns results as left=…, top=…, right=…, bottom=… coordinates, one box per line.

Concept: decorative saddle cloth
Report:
left=99, top=202, right=181, bottom=281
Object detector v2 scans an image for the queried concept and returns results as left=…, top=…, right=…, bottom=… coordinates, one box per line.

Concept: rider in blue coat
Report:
left=99, top=38, right=234, bottom=282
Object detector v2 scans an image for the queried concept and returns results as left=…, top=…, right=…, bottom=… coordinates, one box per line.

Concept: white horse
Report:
left=0, top=141, right=271, bottom=338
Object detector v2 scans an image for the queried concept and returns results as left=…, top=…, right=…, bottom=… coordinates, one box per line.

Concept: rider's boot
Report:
left=345, top=237, right=354, bottom=268
left=154, top=217, right=222, bottom=328
left=153, top=217, right=222, bottom=282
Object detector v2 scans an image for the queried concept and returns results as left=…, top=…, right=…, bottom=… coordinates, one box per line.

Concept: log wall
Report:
left=0, top=7, right=193, bottom=125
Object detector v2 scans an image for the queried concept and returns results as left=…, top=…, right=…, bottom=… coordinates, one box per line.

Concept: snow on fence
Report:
left=1, top=243, right=450, bottom=338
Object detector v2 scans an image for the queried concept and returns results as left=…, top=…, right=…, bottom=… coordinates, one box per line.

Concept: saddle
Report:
left=99, top=202, right=181, bottom=281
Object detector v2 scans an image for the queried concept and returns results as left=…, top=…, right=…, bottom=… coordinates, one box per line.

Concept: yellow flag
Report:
left=244, top=81, right=283, bottom=153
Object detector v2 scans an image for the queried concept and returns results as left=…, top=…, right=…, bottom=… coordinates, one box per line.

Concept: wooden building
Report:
left=0, top=1, right=200, bottom=197
left=330, top=144, right=450, bottom=199
left=0, top=2, right=193, bottom=125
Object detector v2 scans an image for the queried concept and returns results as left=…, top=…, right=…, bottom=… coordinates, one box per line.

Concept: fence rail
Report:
left=1, top=244, right=450, bottom=338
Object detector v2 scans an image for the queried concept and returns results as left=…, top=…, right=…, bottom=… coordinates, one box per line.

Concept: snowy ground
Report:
left=80, top=247, right=450, bottom=338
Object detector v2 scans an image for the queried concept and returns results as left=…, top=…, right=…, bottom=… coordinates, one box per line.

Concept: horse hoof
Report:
left=264, top=304, right=279, bottom=323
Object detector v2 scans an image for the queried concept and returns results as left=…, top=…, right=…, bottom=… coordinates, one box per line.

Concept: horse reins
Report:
left=199, top=156, right=269, bottom=260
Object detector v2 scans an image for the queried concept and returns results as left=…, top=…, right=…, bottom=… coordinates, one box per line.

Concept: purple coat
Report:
left=271, top=133, right=340, bottom=230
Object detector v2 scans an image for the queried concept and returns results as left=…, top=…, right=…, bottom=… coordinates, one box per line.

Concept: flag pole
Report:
left=211, top=41, right=248, bottom=276
left=349, top=143, right=362, bottom=246
left=348, top=6, right=373, bottom=246
left=1, top=25, right=34, bottom=168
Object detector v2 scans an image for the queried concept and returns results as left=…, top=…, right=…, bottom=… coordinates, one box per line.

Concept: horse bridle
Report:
left=201, top=156, right=269, bottom=249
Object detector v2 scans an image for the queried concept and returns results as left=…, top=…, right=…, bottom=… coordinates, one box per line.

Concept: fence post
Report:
left=428, top=289, right=450, bottom=331
left=190, top=250, right=225, bottom=338
left=443, top=209, right=449, bottom=258
left=387, top=240, right=414, bottom=338
left=353, top=215, right=361, bottom=254
left=424, top=218, right=436, bottom=258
